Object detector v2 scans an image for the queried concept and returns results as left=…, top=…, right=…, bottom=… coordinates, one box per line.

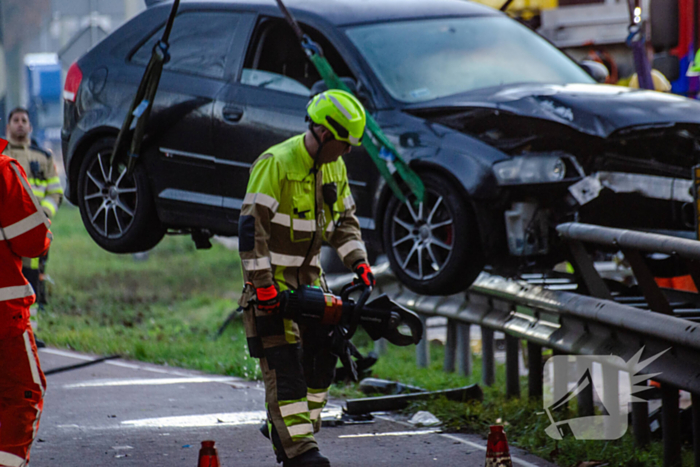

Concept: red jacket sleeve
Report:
left=0, top=156, right=52, bottom=258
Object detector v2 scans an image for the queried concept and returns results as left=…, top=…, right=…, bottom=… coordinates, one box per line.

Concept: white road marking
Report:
left=339, top=429, right=441, bottom=438
left=40, top=348, right=245, bottom=383
left=63, top=376, right=239, bottom=388
left=121, top=411, right=267, bottom=428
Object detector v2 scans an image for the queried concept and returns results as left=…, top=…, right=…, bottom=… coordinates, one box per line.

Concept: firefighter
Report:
left=238, top=90, right=375, bottom=467
left=5, top=107, right=63, bottom=330
left=0, top=137, right=52, bottom=467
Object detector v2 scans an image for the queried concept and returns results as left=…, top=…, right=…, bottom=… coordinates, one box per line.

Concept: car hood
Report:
left=405, top=83, right=700, bottom=138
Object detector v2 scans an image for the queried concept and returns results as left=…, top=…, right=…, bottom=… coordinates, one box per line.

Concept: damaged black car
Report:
left=62, top=0, right=700, bottom=296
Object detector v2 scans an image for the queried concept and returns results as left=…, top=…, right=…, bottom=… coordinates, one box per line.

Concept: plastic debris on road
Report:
left=408, top=411, right=441, bottom=427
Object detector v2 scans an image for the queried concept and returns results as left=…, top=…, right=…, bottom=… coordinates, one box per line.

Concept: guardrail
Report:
left=328, top=223, right=700, bottom=467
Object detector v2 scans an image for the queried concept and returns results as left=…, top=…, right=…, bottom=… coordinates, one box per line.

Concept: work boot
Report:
left=283, top=448, right=330, bottom=467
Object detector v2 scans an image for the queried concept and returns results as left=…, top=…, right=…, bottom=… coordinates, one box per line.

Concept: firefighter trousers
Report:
left=0, top=327, right=46, bottom=467
left=22, top=252, right=47, bottom=307
left=244, top=304, right=338, bottom=461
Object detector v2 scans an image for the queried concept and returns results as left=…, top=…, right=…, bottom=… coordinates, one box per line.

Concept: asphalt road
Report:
left=29, top=348, right=558, bottom=467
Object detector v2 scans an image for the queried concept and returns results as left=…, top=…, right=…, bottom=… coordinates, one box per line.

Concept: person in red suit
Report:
left=0, top=137, right=52, bottom=467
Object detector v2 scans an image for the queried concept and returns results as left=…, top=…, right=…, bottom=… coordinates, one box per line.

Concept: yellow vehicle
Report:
left=472, top=0, right=558, bottom=22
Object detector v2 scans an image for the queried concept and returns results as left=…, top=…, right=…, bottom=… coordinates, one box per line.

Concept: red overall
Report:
left=0, top=140, right=52, bottom=467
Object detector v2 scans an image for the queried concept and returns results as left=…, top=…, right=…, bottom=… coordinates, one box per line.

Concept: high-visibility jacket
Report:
left=239, top=134, right=368, bottom=292
left=0, top=148, right=52, bottom=340
left=3, top=141, right=62, bottom=271
left=4, top=141, right=63, bottom=219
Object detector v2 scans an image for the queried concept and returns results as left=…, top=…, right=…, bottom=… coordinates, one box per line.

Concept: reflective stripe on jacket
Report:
left=5, top=142, right=62, bottom=270
left=0, top=152, right=52, bottom=339
left=239, top=134, right=367, bottom=291
left=6, top=143, right=63, bottom=219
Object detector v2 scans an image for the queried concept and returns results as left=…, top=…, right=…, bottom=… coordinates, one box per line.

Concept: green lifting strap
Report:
left=111, top=0, right=180, bottom=175
left=274, top=0, right=425, bottom=204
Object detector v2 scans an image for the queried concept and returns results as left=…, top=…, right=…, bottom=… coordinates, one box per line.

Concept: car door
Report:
left=212, top=17, right=378, bottom=230
left=129, top=10, right=246, bottom=229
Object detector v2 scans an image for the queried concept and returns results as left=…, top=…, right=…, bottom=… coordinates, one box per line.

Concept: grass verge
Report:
left=43, top=205, right=259, bottom=379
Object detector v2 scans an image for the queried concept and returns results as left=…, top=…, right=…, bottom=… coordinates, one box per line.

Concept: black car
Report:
left=62, top=0, right=700, bottom=295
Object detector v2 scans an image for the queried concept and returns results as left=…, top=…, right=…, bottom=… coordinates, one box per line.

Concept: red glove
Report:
left=256, top=285, right=280, bottom=313
left=353, top=262, right=375, bottom=288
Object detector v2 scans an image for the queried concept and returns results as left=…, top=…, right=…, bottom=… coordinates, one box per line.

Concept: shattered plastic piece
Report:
left=568, top=175, right=602, bottom=206
left=568, top=171, right=693, bottom=206
left=408, top=411, right=441, bottom=427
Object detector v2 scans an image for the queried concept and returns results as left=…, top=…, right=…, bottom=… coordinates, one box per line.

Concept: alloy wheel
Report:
left=82, top=153, right=137, bottom=239
left=389, top=190, right=454, bottom=281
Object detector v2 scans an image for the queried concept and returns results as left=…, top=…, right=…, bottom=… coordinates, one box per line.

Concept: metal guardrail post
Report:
left=552, top=349, right=568, bottom=408
left=631, top=380, right=650, bottom=447
left=692, top=392, right=700, bottom=467
left=457, top=323, right=472, bottom=377
left=602, top=362, right=620, bottom=440
left=416, top=314, right=430, bottom=368
left=444, top=319, right=457, bottom=373
left=661, top=383, right=681, bottom=467
left=567, top=239, right=612, bottom=299
left=527, top=342, right=542, bottom=400
left=576, top=358, right=594, bottom=417
left=482, top=326, right=495, bottom=387
left=622, top=248, right=674, bottom=315
left=505, top=335, right=520, bottom=398
left=374, top=338, right=387, bottom=356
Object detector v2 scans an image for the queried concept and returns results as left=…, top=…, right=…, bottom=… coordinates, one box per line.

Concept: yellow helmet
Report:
left=629, top=69, right=672, bottom=92
left=307, top=90, right=366, bottom=146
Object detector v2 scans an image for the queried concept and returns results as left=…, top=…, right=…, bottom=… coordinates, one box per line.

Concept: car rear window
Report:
left=131, top=11, right=240, bottom=80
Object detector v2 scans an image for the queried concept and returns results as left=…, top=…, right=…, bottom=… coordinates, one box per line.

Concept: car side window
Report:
left=131, top=12, right=240, bottom=80
left=241, top=19, right=354, bottom=96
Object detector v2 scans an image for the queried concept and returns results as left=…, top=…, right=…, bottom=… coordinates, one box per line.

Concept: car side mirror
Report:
left=579, top=60, right=609, bottom=83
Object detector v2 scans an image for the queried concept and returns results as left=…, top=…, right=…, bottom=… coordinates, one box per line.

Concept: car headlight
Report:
left=493, top=156, right=566, bottom=185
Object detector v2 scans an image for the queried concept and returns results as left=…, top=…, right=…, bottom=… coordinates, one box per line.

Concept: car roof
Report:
left=173, top=0, right=500, bottom=27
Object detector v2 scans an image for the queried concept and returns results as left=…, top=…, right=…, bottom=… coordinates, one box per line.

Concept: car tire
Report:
left=77, top=137, right=165, bottom=253
left=382, top=172, right=484, bottom=295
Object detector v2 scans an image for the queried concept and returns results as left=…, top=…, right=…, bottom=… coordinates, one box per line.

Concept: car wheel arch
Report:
left=373, top=159, right=485, bottom=249
left=69, top=126, right=120, bottom=201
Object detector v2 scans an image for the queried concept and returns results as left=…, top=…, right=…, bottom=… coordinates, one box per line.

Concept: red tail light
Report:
left=64, top=62, right=83, bottom=103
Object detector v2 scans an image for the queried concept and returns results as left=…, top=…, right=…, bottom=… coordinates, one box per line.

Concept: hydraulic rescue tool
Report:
left=279, top=283, right=423, bottom=347
left=216, top=283, right=424, bottom=348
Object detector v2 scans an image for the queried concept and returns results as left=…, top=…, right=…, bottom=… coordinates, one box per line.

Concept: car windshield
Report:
left=346, top=16, right=595, bottom=104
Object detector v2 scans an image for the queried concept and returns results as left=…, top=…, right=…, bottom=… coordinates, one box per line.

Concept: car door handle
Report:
left=222, top=106, right=244, bottom=123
